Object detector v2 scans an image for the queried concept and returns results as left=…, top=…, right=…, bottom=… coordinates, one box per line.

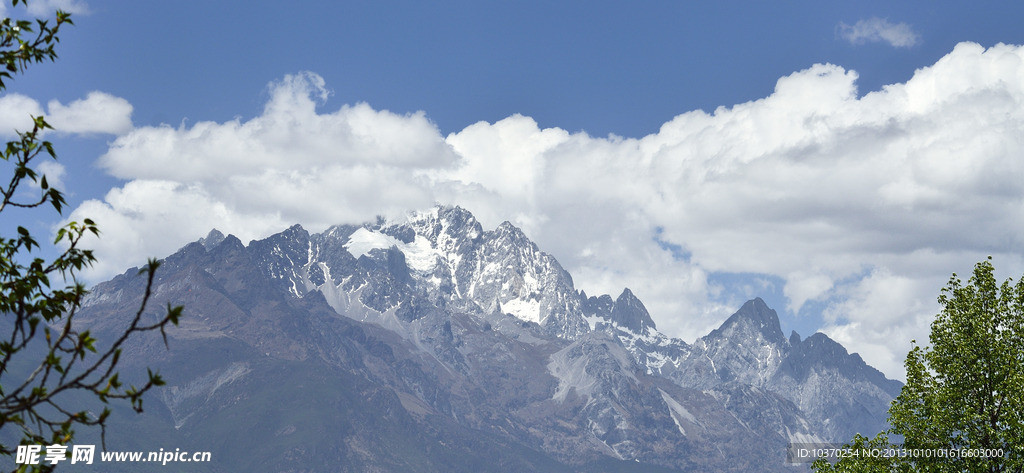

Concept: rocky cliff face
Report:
left=76, top=205, right=901, bottom=472
left=769, top=332, right=903, bottom=441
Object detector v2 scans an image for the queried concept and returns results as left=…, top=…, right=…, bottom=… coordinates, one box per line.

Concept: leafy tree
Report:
left=0, top=1, right=181, bottom=470
left=814, top=258, right=1024, bottom=473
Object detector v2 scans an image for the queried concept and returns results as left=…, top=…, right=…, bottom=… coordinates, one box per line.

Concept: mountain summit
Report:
left=77, top=205, right=901, bottom=472
left=710, top=297, right=787, bottom=346
left=610, top=288, right=657, bottom=334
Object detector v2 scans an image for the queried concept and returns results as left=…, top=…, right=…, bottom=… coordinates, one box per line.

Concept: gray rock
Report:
left=73, top=205, right=902, bottom=472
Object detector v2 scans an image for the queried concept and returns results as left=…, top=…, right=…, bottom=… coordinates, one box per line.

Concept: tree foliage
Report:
left=814, top=258, right=1024, bottom=473
left=0, top=1, right=181, bottom=470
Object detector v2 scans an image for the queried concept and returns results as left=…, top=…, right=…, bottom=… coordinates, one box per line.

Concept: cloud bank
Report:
left=64, top=42, right=1024, bottom=380
left=838, top=18, right=920, bottom=48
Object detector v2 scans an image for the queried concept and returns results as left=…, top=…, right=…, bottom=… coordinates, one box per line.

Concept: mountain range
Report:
left=73, top=206, right=902, bottom=472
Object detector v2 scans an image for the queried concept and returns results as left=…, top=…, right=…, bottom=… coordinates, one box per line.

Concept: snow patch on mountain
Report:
left=344, top=227, right=441, bottom=273
left=659, top=388, right=698, bottom=436
left=402, top=236, right=442, bottom=272
left=501, top=297, right=542, bottom=324
left=786, top=428, right=825, bottom=445
left=344, top=227, right=400, bottom=258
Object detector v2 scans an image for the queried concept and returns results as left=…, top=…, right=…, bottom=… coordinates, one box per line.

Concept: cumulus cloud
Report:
left=70, top=181, right=292, bottom=278
left=70, top=71, right=457, bottom=276
left=0, top=91, right=132, bottom=137
left=66, top=43, right=1024, bottom=380
left=0, top=93, right=45, bottom=135
left=819, top=267, right=938, bottom=377
left=100, top=72, right=453, bottom=182
left=838, top=18, right=920, bottom=48
left=48, top=92, right=133, bottom=135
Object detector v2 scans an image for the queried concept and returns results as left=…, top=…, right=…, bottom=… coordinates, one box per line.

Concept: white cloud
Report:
left=47, top=92, right=133, bottom=135
left=69, top=180, right=290, bottom=278
left=66, top=43, right=1024, bottom=380
left=0, top=91, right=133, bottom=137
left=838, top=18, right=920, bottom=48
left=782, top=272, right=834, bottom=314
left=30, top=160, right=66, bottom=190
left=0, top=90, right=125, bottom=197
left=820, top=268, right=938, bottom=377
left=100, top=72, right=454, bottom=182
left=70, top=72, right=457, bottom=275
left=0, top=93, right=45, bottom=136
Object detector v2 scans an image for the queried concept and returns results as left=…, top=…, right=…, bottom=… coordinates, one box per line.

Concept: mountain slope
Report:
left=73, top=205, right=901, bottom=472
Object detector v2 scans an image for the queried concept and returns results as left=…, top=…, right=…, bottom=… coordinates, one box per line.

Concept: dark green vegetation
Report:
left=0, top=1, right=180, bottom=469
left=814, top=258, right=1024, bottom=472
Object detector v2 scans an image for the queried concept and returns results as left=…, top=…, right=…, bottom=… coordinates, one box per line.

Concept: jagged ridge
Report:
left=75, top=205, right=902, bottom=472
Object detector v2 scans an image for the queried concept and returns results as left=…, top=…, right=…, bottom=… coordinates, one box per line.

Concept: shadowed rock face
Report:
left=77, top=205, right=901, bottom=473
left=671, top=297, right=792, bottom=389
left=711, top=297, right=789, bottom=347
left=769, top=332, right=904, bottom=441
left=610, top=288, right=657, bottom=334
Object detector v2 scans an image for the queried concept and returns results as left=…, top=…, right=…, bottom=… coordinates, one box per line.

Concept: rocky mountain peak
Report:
left=775, top=332, right=901, bottom=396
left=610, top=288, right=657, bottom=333
left=78, top=204, right=905, bottom=472
left=710, top=297, right=787, bottom=347
left=213, top=233, right=245, bottom=253
left=768, top=331, right=904, bottom=441
left=198, top=229, right=226, bottom=249
left=493, top=220, right=528, bottom=240
left=675, top=298, right=791, bottom=389
left=416, top=205, right=483, bottom=242
left=580, top=291, right=614, bottom=320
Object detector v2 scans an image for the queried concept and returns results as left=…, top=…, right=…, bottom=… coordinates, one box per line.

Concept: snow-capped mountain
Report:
left=75, top=205, right=901, bottom=473
left=238, top=207, right=589, bottom=340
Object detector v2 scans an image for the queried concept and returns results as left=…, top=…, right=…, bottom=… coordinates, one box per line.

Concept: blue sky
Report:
left=5, top=0, right=1024, bottom=379
left=14, top=1, right=1018, bottom=138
